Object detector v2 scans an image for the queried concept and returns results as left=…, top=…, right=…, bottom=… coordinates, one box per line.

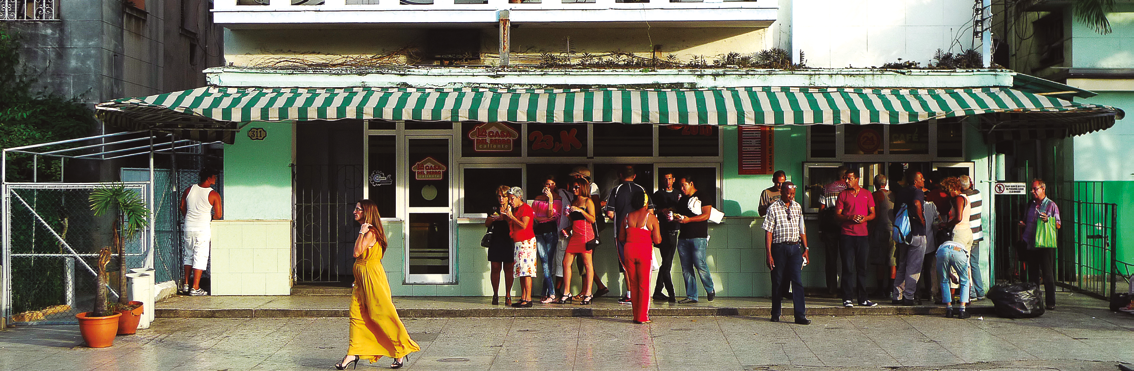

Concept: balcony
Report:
left=213, top=0, right=776, bottom=28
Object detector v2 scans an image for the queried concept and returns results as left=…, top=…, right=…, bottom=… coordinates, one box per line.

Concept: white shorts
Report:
left=183, top=230, right=211, bottom=271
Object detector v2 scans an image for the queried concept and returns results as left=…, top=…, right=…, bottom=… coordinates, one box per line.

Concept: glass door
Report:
left=405, top=137, right=454, bottom=284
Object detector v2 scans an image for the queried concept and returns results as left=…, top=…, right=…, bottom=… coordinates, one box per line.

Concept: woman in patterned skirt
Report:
left=503, top=186, right=536, bottom=307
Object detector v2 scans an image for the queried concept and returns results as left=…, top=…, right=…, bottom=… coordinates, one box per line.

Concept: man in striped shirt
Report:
left=961, top=175, right=985, bottom=300
left=762, top=182, right=811, bottom=325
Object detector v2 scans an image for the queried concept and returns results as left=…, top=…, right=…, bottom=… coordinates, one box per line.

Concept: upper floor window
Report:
left=1, top=0, right=59, bottom=21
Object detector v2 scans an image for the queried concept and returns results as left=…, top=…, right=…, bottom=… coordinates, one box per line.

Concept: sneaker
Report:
left=189, top=288, right=209, bottom=296
left=1119, top=305, right=1134, bottom=313
left=678, top=298, right=698, bottom=304
left=180, top=284, right=190, bottom=295
left=707, top=291, right=715, bottom=301
left=859, top=300, right=878, bottom=307
left=843, top=300, right=854, bottom=308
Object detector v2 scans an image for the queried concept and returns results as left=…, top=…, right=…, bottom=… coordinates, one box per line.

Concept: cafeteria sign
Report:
left=412, top=157, right=447, bottom=180
left=468, top=122, right=518, bottom=152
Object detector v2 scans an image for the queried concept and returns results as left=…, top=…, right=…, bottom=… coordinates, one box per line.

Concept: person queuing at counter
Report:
left=531, top=175, right=563, bottom=304
left=762, top=182, right=811, bottom=325
left=651, top=171, right=682, bottom=303
left=485, top=185, right=516, bottom=306
left=568, top=167, right=610, bottom=299
left=604, top=165, right=648, bottom=305
left=674, top=175, right=716, bottom=303
left=935, top=176, right=973, bottom=318
left=893, top=171, right=927, bottom=305
left=818, top=166, right=848, bottom=297
left=870, top=174, right=896, bottom=300
left=619, top=191, right=662, bottom=323
left=503, top=187, right=537, bottom=308
left=560, top=177, right=599, bottom=305
left=834, top=170, right=877, bottom=308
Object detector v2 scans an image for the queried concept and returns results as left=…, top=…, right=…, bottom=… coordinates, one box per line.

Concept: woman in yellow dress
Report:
left=337, top=200, right=421, bottom=370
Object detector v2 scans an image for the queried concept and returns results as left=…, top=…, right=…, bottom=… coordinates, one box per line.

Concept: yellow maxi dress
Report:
left=348, top=242, right=420, bottom=362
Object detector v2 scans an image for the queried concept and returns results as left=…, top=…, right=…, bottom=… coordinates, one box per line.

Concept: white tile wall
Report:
left=211, top=220, right=293, bottom=296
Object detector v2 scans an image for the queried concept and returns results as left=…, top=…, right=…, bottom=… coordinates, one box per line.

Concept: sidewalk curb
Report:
left=156, top=305, right=995, bottom=319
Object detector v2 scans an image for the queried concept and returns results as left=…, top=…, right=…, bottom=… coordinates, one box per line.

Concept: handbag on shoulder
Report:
left=481, top=226, right=493, bottom=248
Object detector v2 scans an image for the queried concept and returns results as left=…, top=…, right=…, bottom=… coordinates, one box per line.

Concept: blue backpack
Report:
left=892, top=203, right=912, bottom=244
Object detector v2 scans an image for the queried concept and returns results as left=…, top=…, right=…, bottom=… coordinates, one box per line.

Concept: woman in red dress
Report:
left=620, top=192, right=662, bottom=323
left=560, top=177, right=597, bottom=305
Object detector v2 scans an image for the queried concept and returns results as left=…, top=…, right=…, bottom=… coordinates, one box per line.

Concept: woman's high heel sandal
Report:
left=556, top=294, right=572, bottom=304
left=335, top=355, right=359, bottom=370
left=581, top=295, right=593, bottom=305
left=391, top=354, right=410, bottom=369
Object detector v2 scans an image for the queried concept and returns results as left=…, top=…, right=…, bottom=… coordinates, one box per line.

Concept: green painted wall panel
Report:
left=721, top=126, right=807, bottom=217
left=1102, top=182, right=1134, bottom=264
left=223, top=122, right=294, bottom=220
left=1074, top=92, right=1134, bottom=181
left=1070, top=7, right=1134, bottom=68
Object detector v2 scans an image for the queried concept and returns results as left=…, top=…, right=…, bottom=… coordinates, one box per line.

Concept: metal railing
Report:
left=0, top=0, right=57, bottom=21
left=224, top=0, right=759, bottom=9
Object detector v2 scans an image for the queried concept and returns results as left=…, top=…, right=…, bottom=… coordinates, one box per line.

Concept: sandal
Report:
left=505, top=296, right=512, bottom=306
left=391, top=354, right=409, bottom=369
left=581, top=295, right=593, bottom=305
left=540, top=296, right=555, bottom=304
left=492, top=294, right=500, bottom=305
left=556, top=294, right=573, bottom=304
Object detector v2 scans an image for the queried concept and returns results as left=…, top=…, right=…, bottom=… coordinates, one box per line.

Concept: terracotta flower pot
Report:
left=76, top=312, right=122, bottom=348
left=116, top=301, right=145, bottom=335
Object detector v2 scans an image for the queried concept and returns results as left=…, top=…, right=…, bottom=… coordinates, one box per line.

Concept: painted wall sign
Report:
left=247, top=128, right=267, bottom=141
left=468, top=122, right=519, bottom=152
left=528, top=125, right=585, bottom=155
left=993, top=182, right=1028, bottom=195
left=411, top=157, right=447, bottom=181
left=738, top=126, right=774, bottom=175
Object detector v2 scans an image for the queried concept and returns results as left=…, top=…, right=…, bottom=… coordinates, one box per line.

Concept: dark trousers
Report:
left=770, top=243, right=806, bottom=319
left=1027, top=248, right=1057, bottom=307
left=653, top=230, right=679, bottom=298
left=821, top=231, right=841, bottom=294
left=840, top=235, right=870, bottom=303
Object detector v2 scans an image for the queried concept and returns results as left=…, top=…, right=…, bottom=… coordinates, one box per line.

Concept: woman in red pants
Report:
left=620, top=192, right=662, bottom=324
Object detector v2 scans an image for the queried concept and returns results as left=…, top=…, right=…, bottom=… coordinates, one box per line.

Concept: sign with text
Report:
left=467, top=122, right=519, bottom=152
left=993, top=182, right=1027, bottom=195
left=738, top=126, right=774, bottom=175
left=526, top=123, right=588, bottom=157
left=411, top=157, right=447, bottom=181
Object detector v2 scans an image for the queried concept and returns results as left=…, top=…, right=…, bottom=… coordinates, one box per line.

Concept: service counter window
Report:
left=937, top=119, right=963, bottom=158
left=592, top=164, right=655, bottom=200
left=889, top=124, right=929, bottom=155
left=802, top=162, right=843, bottom=213
left=462, top=166, right=523, bottom=215
left=657, top=166, right=717, bottom=202
left=524, top=163, right=587, bottom=201
left=810, top=125, right=837, bottom=158
left=593, top=124, right=652, bottom=157
left=659, top=125, right=719, bottom=157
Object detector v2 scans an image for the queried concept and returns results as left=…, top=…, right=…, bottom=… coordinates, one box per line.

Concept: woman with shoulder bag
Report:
left=560, top=177, right=598, bottom=305
left=485, top=186, right=515, bottom=306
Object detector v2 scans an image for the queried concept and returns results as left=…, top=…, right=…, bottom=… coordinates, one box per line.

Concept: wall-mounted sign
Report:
left=738, top=126, right=774, bottom=175
left=993, top=182, right=1028, bottom=195
left=369, top=170, right=393, bottom=187
left=856, top=127, right=881, bottom=154
left=468, top=122, right=518, bottom=152
left=411, top=157, right=447, bottom=181
left=527, top=123, right=587, bottom=157
left=247, top=128, right=267, bottom=141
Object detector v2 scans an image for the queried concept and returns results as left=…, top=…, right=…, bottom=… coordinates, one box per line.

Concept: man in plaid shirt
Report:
left=762, top=182, right=811, bottom=325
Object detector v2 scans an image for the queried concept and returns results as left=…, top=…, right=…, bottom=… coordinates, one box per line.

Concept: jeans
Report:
left=770, top=243, right=806, bottom=319
left=653, top=230, right=679, bottom=298
left=677, top=237, right=714, bottom=300
left=839, top=235, right=870, bottom=303
left=936, top=244, right=970, bottom=305
left=535, top=231, right=559, bottom=298
left=893, top=235, right=926, bottom=300
left=968, top=239, right=985, bottom=298
left=820, top=231, right=840, bottom=294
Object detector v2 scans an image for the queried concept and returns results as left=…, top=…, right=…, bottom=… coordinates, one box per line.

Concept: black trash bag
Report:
left=986, top=282, right=1046, bottom=318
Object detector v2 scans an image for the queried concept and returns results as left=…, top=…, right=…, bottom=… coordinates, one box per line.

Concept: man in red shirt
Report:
left=835, top=170, right=877, bottom=307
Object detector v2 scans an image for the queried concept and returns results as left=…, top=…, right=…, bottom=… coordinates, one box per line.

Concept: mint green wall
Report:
left=721, top=126, right=807, bottom=216
left=223, top=122, right=294, bottom=220
left=1101, top=182, right=1134, bottom=263
left=1070, top=6, right=1134, bottom=68
left=1074, top=92, right=1134, bottom=181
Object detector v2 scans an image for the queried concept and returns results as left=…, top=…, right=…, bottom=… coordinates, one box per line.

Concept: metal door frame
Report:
left=403, top=134, right=455, bottom=284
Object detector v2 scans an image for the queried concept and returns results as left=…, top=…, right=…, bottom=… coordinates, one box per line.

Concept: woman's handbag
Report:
left=1035, top=218, right=1058, bottom=248
left=585, top=238, right=598, bottom=251
left=481, top=226, right=493, bottom=248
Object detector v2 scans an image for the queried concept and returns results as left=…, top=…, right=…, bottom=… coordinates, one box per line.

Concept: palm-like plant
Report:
left=92, top=247, right=113, bottom=317
left=1074, top=0, right=1115, bottom=35
left=89, top=184, right=151, bottom=306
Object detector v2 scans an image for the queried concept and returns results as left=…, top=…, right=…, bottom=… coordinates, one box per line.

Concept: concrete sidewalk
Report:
left=155, top=291, right=1109, bottom=319
left=1, top=302, right=1131, bottom=370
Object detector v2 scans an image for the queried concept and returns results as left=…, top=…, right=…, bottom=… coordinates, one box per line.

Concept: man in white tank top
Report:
left=180, top=168, right=223, bottom=296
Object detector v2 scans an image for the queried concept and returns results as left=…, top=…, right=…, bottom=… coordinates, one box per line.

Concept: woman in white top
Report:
left=936, top=177, right=972, bottom=318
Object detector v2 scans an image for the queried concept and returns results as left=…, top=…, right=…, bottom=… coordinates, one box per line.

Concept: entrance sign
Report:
left=993, top=182, right=1027, bottom=195
left=738, top=126, right=774, bottom=175
left=468, top=122, right=518, bottom=152
left=412, top=157, right=447, bottom=180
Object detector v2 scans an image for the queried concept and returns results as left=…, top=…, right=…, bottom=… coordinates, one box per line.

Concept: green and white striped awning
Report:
left=96, top=86, right=1122, bottom=144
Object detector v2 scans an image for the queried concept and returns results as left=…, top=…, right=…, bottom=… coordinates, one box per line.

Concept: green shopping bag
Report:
left=1035, top=217, right=1058, bottom=248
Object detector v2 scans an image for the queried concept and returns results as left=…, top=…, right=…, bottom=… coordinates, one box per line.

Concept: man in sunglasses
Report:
left=1018, top=178, right=1061, bottom=310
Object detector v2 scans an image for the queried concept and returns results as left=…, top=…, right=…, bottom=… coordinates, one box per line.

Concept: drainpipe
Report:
left=982, top=0, right=991, bottom=68
left=498, top=10, right=511, bottom=67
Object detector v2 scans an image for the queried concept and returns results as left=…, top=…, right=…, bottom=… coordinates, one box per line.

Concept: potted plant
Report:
left=75, top=247, right=121, bottom=348
left=88, top=184, right=151, bottom=336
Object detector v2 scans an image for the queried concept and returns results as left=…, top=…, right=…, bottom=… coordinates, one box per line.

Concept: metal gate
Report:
left=2, top=183, right=150, bottom=324
left=992, top=182, right=1119, bottom=299
left=293, top=165, right=363, bottom=283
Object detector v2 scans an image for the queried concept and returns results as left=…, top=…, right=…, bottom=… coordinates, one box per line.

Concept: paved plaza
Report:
left=1, top=295, right=1132, bottom=371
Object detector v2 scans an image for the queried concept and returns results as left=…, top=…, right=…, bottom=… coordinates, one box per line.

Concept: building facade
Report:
left=95, top=0, right=1122, bottom=298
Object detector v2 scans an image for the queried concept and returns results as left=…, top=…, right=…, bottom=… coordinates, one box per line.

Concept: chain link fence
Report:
left=3, top=183, right=149, bottom=324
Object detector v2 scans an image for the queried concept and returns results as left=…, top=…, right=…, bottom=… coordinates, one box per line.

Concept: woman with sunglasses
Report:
left=485, top=185, right=515, bottom=306
left=336, top=200, right=419, bottom=370
left=560, top=177, right=598, bottom=305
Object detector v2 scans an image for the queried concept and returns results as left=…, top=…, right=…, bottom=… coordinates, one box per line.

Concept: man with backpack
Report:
left=892, top=171, right=927, bottom=305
